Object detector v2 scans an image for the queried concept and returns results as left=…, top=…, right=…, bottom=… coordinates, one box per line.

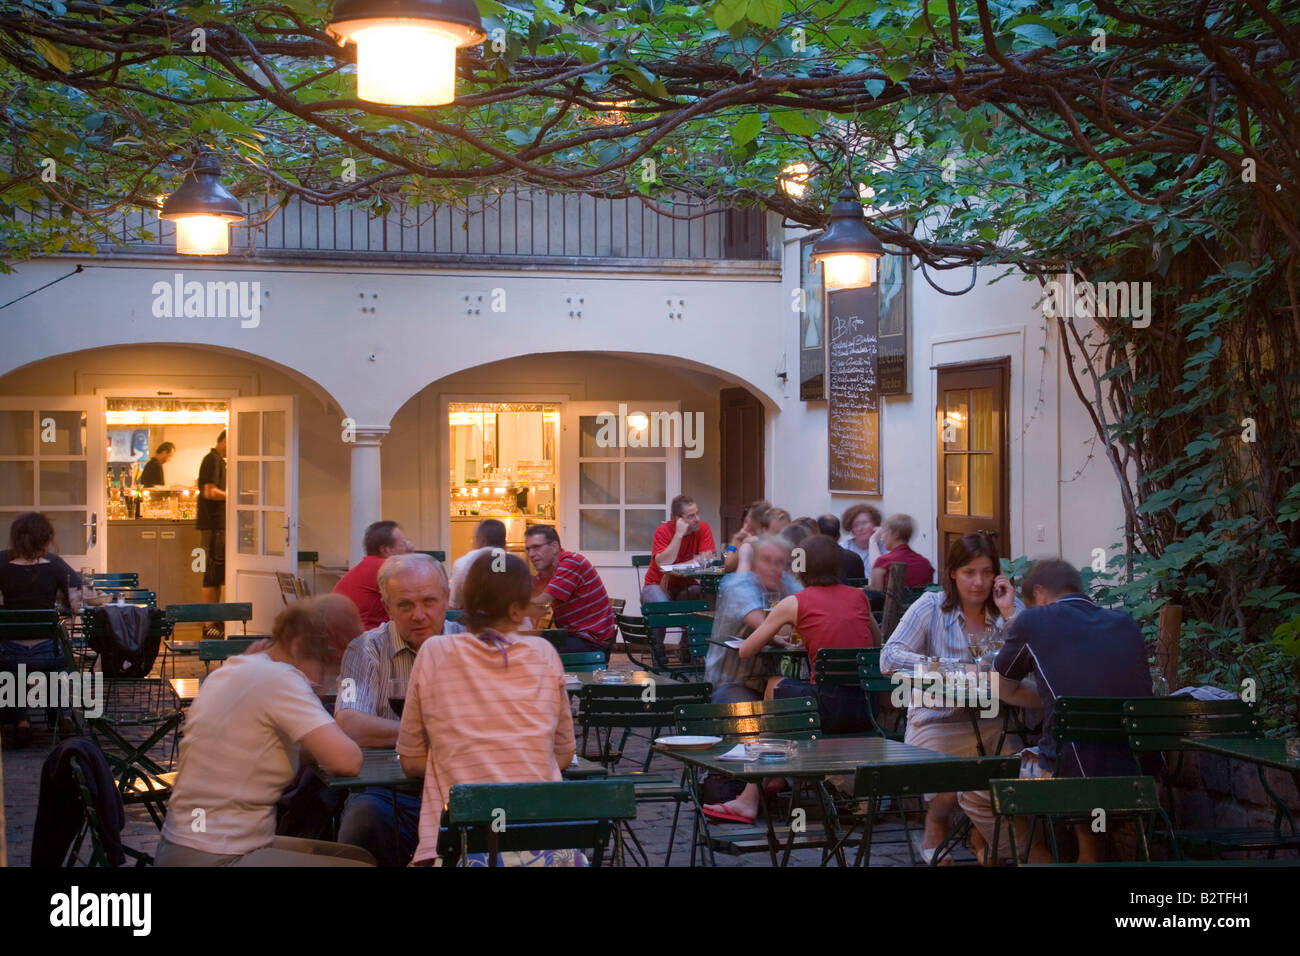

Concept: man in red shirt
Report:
left=524, top=525, right=617, bottom=659
left=641, top=494, right=717, bottom=665
left=334, top=520, right=414, bottom=629
left=867, top=513, right=935, bottom=590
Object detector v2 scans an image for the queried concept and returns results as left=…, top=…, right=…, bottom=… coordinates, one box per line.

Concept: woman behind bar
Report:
left=397, top=551, right=575, bottom=865
left=155, top=600, right=372, bottom=866
left=0, top=512, right=84, bottom=746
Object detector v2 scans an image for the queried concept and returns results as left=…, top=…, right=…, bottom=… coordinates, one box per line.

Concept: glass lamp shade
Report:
left=171, top=215, right=241, bottom=256
left=820, top=252, right=874, bottom=290
left=811, top=184, right=883, bottom=289
left=330, top=0, right=486, bottom=106
left=159, top=151, right=245, bottom=256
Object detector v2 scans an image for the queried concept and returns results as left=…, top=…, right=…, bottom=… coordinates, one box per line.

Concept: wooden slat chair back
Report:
left=1122, top=697, right=1298, bottom=855
left=813, top=648, right=875, bottom=736
left=437, top=780, right=637, bottom=867
left=673, top=696, right=821, bottom=739
left=79, top=610, right=173, bottom=711
left=847, top=755, right=1022, bottom=866
left=560, top=651, right=606, bottom=673
left=580, top=681, right=714, bottom=769
left=276, top=571, right=299, bottom=605
left=199, top=637, right=256, bottom=663
left=93, top=588, right=157, bottom=607
left=1053, top=696, right=1141, bottom=773
left=878, top=563, right=909, bottom=639
left=164, top=602, right=253, bottom=631
left=615, top=612, right=657, bottom=671
left=989, top=775, right=1170, bottom=864
left=88, top=573, right=139, bottom=589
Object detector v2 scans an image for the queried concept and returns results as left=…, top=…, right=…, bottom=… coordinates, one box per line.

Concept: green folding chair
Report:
left=990, top=775, right=1173, bottom=864
left=437, top=780, right=636, bottom=867
left=616, top=612, right=657, bottom=672
left=199, top=637, right=256, bottom=667
left=87, top=711, right=183, bottom=829
left=65, top=752, right=153, bottom=867
left=632, top=554, right=652, bottom=590
left=93, top=588, right=156, bottom=606
left=539, top=628, right=569, bottom=650
left=0, top=609, right=79, bottom=734
left=813, top=648, right=874, bottom=735
left=165, top=603, right=254, bottom=675
left=859, top=648, right=906, bottom=740
left=1123, top=697, right=1299, bottom=857
left=642, top=599, right=710, bottom=679
left=1052, top=696, right=1141, bottom=776
left=673, top=697, right=822, bottom=865
left=845, top=756, right=1021, bottom=866
left=88, top=572, right=140, bottom=589
left=577, top=680, right=713, bottom=865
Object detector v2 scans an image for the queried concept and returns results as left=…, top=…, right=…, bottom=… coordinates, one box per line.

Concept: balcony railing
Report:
left=15, top=187, right=773, bottom=264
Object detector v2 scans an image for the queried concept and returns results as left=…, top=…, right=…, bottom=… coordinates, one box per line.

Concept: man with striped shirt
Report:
left=524, top=525, right=617, bottom=660
left=335, top=553, right=462, bottom=866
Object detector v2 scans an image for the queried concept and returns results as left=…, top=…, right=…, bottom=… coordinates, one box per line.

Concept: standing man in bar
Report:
left=196, top=430, right=227, bottom=639
left=140, top=442, right=174, bottom=488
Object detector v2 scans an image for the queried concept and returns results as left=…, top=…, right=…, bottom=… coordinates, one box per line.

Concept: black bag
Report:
left=88, top=605, right=163, bottom=678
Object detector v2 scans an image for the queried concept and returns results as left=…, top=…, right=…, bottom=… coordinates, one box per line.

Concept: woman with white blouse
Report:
left=879, top=532, right=1039, bottom=863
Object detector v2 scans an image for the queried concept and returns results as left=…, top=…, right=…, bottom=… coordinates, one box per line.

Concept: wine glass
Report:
left=387, top=677, right=408, bottom=719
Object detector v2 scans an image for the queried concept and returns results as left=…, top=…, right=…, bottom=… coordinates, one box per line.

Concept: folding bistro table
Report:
left=658, top=735, right=959, bottom=866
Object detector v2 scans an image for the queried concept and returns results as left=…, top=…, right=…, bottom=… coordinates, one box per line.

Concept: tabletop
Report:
left=169, top=677, right=201, bottom=704
left=706, top=638, right=807, bottom=658
left=657, top=735, right=956, bottom=781
left=565, top=670, right=656, bottom=692
left=317, top=747, right=608, bottom=789
left=1188, top=737, right=1300, bottom=772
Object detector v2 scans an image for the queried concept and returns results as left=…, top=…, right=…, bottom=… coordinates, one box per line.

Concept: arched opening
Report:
left=381, top=350, right=769, bottom=609
left=0, top=344, right=348, bottom=632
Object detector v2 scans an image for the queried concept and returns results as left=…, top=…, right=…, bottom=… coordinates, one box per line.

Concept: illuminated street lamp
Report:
left=329, top=0, right=486, bottom=106
left=159, top=150, right=244, bottom=256
left=810, top=184, right=884, bottom=289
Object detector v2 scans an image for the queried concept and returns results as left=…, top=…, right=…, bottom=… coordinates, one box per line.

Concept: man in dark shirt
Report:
left=196, top=431, right=227, bottom=633
left=960, top=558, right=1152, bottom=863
left=816, top=514, right=866, bottom=583
left=139, top=442, right=174, bottom=488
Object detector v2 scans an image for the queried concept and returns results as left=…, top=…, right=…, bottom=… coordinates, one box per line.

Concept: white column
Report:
left=349, top=426, right=389, bottom=565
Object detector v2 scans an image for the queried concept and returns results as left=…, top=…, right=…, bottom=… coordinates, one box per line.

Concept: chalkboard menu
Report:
left=827, top=285, right=880, bottom=494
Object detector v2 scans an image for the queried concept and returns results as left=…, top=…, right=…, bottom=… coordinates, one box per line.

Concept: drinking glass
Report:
left=387, top=677, right=408, bottom=719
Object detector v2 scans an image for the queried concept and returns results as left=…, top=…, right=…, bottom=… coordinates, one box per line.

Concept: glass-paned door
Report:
left=562, top=402, right=683, bottom=566
left=935, top=361, right=1009, bottom=580
left=226, top=395, right=297, bottom=633
left=0, top=397, right=106, bottom=574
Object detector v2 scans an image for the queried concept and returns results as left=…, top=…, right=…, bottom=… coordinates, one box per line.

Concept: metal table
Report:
left=658, top=735, right=957, bottom=866
left=1188, top=737, right=1300, bottom=772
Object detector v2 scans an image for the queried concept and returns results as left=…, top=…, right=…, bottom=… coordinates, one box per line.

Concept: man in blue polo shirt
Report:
left=959, top=558, right=1152, bottom=863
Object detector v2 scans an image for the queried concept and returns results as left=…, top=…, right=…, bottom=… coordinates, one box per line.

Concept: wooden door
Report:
left=935, top=360, right=1009, bottom=580
left=719, top=387, right=764, bottom=541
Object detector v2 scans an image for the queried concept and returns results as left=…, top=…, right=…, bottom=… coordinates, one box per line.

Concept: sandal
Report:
left=702, top=801, right=757, bottom=824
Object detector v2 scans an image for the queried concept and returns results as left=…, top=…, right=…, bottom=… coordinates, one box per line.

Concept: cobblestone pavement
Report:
left=3, top=649, right=927, bottom=867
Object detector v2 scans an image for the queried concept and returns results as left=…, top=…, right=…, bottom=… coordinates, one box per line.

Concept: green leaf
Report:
left=730, top=112, right=763, bottom=148
left=864, top=78, right=886, bottom=98
left=710, top=0, right=749, bottom=30
left=31, top=37, right=71, bottom=73
left=772, top=110, right=821, bottom=136
left=746, top=0, right=784, bottom=30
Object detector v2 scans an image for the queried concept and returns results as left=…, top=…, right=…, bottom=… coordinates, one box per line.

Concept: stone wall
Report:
left=1169, top=750, right=1300, bottom=859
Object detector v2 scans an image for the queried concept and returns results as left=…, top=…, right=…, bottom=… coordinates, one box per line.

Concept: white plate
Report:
left=655, top=735, right=723, bottom=750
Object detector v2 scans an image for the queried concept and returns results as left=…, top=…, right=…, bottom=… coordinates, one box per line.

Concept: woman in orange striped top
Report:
left=397, top=551, right=574, bottom=865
